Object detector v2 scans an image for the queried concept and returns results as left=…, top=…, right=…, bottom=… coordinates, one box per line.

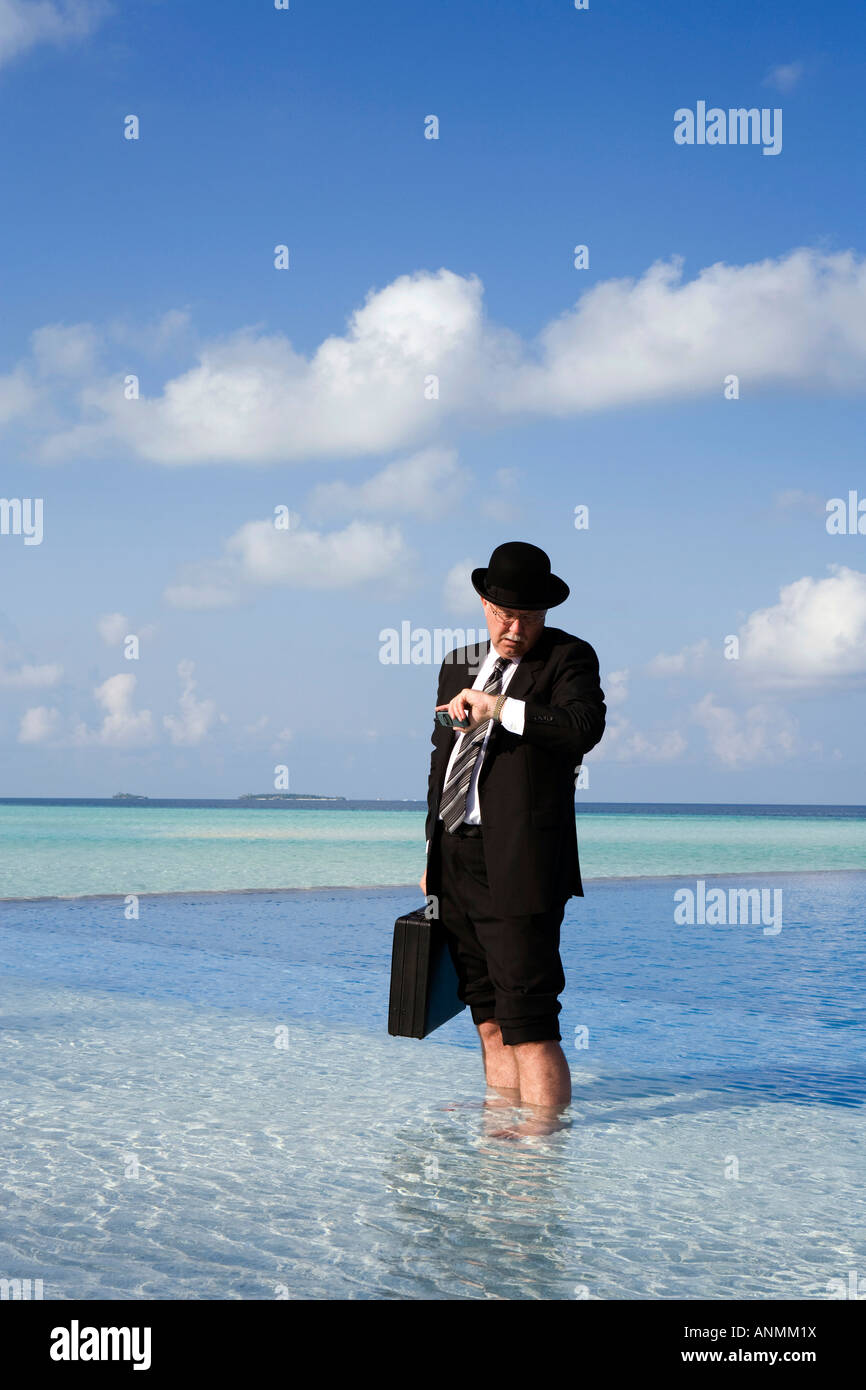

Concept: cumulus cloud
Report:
left=73, top=673, right=155, bottom=747
left=692, top=693, right=800, bottom=767
left=0, top=638, right=62, bottom=687
left=0, top=0, right=110, bottom=71
left=39, top=269, right=490, bottom=464
left=165, top=517, right=410, bottom=607
left=647, top=639, right=712, bottom=677
left=737, top=565, right=866, bottom=689
left=594, top=716, right=687, bottom=764
left=590, top=667, right=687, bottom=763
left=96, top=613, right=157, bottom=648
left=308, top=446, right=465, bottom=520
left=163, top=660, right=219, bottom=746
left=18, top=704, right=60, bottom=743
left=646, top=569, right=866, bottom=692
left=19, top=247, right=866, bottom=467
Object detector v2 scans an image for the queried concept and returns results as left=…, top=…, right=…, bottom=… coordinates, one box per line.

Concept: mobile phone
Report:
left=435, top=710, right=471, bottom=730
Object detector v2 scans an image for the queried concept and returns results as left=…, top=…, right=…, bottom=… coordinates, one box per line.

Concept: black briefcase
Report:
left=388, top=907, right=466, bottom=1038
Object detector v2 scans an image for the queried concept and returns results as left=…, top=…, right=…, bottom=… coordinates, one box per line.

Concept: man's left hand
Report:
left=436, top=688, right=497, bottom=731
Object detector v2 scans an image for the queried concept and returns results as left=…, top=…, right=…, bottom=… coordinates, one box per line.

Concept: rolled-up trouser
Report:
left=436, top=824, right=566, bottom=1045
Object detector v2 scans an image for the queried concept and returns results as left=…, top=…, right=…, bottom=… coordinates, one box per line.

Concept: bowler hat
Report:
left=471, top=541, right=569, bottom=609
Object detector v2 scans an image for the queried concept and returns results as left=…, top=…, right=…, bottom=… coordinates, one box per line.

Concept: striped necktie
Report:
left=439, top=655, right=510, bottom=834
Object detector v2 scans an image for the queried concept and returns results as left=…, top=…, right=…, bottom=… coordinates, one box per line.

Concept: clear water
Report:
left=1, top=874, right=864, bottom=1300
left=1, top=804, right=865, bottom=899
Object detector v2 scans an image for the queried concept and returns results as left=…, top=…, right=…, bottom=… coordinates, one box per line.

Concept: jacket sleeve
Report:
left=425, top=661, right=449, bottom=844
left=520, top=640, right=606, bottom=759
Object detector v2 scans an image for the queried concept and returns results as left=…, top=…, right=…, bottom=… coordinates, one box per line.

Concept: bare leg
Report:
left=477, top=1019, right=519, bottom=1094
left=513, top=1039, right=572, bottom=1107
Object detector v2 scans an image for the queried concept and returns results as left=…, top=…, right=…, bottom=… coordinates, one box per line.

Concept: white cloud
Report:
left=0, top=0, right=110, bottom=71
left=97, top=612, right=156, bottom=648
left=98, top=612, right=129, bottom=645
left=443, top=559, right=478, bottom=616
left=228, top=517, right=409, bottom=588
left=0, top=660, right=62, bottom=687
left=39, top=269, right=488, bottom=464
left=506, top=248, right=866, bottom=416
left=763, top=61, right=805, bottom=93
left=307, top=446, right=465, bottom=520
left=163, top=576, right=241, bottom=610
left=692, top=693, right=799, bottom=767
left=105, top=308, right=193, bottom=358
left=738, top=565, right=866, bottom=689
left=593, top=716, right=687, bottom=764
left=23, top=248, right=866, bottom=466
left=18, top=704, right=60, bottom=743
left=163, top=660, right=218, bottom=746
left=0, top=636, right=62, bottom=687
left=30, top=323, right=99, bottom=377
left=73, top=673, right=155, bottom=747
left=591, top=667, right=687, bottom=763
left=604, top=668, right=630, bottom=705
left=772, top=488, right=825, bottom=518
left=0, top=364, right=39, bottom=425
left=647, top=639, right=712, bottom=677
left=165, top=517, right=410, bottom=607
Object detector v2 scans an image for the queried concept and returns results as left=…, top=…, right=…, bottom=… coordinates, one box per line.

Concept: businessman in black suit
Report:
left=420, top=542, right=606, bottom=1113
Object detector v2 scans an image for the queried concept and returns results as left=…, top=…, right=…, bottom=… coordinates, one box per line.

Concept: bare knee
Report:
left=477, top=1019, right=504, bottom=1047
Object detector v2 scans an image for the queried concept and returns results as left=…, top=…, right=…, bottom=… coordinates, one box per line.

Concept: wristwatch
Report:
left=493, top=693, right=507, bottom=722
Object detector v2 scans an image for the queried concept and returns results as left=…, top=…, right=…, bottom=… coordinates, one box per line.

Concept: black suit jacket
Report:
left=425, top=625, right=606, bottom=916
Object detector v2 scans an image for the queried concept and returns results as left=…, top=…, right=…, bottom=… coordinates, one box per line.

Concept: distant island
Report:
left=238, top=793, right=346, bottom=802
left=112, top=792, right=150, bottom=802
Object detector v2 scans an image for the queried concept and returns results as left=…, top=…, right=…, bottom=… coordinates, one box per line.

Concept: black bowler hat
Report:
left=471, top=541, right=569, bottom=609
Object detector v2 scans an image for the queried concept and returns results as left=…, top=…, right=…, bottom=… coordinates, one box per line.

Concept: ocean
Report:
left=0, top=801, right=864, bottom=1299
left=0, top=800, right=864, bottom=899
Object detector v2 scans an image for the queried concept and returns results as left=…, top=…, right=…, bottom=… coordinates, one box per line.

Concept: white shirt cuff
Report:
left=499, top=696, right=525, bottom=735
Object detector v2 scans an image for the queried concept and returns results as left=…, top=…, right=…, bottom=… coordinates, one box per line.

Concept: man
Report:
left=420, top=541, right=606, bottom=1114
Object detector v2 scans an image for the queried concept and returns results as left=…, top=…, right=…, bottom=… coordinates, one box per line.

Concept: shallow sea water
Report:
left=0, top=876, right=864, bottom=1300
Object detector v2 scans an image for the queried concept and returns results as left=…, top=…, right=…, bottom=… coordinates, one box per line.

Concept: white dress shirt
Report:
left=437, top=646, right=526, bottom=828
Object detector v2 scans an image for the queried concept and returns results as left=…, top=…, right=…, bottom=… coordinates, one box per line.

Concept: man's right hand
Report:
left=419, top=870, right=427, bottom=896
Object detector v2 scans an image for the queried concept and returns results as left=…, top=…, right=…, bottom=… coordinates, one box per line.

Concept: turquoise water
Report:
left=1, top=804, right=864, bottom=899
left=1, top=877, right=864, bottom=1299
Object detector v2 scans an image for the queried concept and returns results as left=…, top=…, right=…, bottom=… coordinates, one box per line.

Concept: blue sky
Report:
left=1, top=0, right=865, bottom=802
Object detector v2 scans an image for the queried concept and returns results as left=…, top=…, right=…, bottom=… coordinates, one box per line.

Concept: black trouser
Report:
left=436, top=824, right=566, bottom=1046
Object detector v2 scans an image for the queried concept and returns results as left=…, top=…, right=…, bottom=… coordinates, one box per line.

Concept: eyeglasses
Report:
left=485, top=603, right=547, bottom=627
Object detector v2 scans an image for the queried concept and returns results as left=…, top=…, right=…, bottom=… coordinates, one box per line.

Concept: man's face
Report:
left=482, top=599, right=547, bottom=659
